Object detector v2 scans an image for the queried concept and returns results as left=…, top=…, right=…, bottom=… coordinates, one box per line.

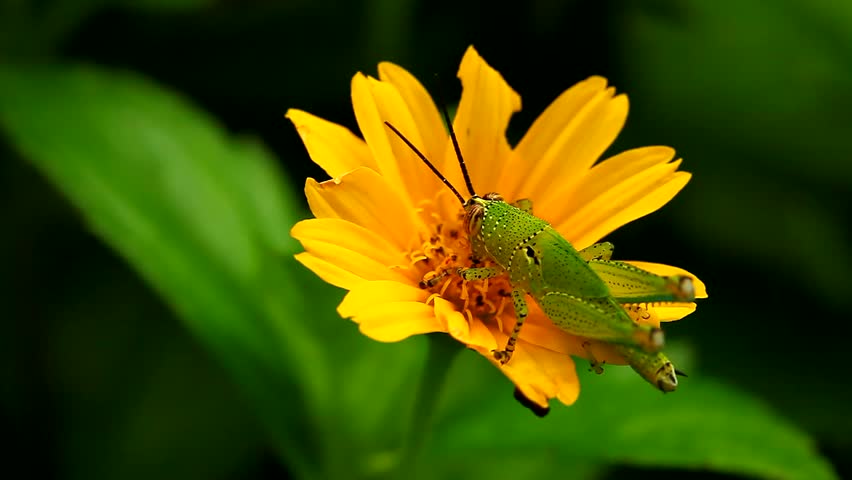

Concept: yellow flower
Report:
left=288, top=46, right=706, bottom=408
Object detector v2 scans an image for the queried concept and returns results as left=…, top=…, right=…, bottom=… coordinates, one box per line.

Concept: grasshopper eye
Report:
left=464, top=202, right=485, bottom=236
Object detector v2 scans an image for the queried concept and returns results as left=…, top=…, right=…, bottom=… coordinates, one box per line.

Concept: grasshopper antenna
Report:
left=384, top=121, right=466, bottom=205
left=434, top=75, right=477, bottom=198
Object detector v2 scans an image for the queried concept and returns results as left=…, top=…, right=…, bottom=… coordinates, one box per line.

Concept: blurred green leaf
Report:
left=0, top=64, right=329, bottom=477
left=433, top=449, right=602, bottom=480
left=120, top=0, right=214, bottom=12
left=615, top=3, right=852, bottom=447
left=675, top=165, right=851, bottom=310
left=429, top=348, right=837, bottom=480
left=46, top=276, right=263, bottom=480
left=0, top=0, right=214, bottom=58
left=618, top=0, right=852, bottom=186
left=0, top=62, right=475, bottom=480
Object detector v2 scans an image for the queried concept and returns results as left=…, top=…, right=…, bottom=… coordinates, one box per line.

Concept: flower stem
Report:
left=398, top=333, right=462, bottom=478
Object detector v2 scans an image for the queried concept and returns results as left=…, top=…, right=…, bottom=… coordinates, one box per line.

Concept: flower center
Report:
left=408, top=198, right=515, bottom=332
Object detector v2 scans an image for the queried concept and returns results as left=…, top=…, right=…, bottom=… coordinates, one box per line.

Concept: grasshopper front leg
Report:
left=588, top=260, right=695, bottom=303
left=421, top=264, right=529, bottom=365
left=419, top=265, right=501, bottom=288
left=492, top=288, right=528, bottom=364
left=457, top=267, right=529, bottom=365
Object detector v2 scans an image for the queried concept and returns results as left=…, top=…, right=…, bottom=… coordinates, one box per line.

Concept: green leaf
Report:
left=0, top=64, right=328, bottom=477
left=618, top=0, right=852, bottom=186
left=46, top=281, right=263, bottom=480
left=429, top=349, right=837, bottom=480
left=118, top=0, right=215, bottom=12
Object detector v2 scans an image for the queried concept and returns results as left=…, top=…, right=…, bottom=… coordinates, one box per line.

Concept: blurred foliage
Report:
left=434, top=345, right=833, bottom=480
left=1, top=0, right=850, bottom=479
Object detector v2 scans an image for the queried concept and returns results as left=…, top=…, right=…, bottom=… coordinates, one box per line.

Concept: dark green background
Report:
left=2, top=0, right=849, bottom=479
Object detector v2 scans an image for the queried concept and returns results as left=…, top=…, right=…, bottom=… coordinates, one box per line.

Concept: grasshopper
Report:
left=384, top=109, right=695, bottom=370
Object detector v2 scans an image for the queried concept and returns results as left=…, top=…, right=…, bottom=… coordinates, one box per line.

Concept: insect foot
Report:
left=492, top=348, right=513, bottom=365
left=581, top=341, right=605, bottom=374
left=588, top=361, right=605, bottom=375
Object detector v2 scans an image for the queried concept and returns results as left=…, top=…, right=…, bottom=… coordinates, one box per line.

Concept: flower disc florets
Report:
left=408, top=195, right=515, bottom=338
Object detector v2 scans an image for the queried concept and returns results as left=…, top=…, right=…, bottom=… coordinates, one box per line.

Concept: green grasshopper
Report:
left=384, top=110, right=695, bottom=375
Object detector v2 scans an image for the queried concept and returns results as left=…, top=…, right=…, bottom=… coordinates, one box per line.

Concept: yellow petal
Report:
left=433, top=297, right=497, bottom=351
left=503, top=303, right=588, bottom=356
left=621, top=261, right=706, bottom=323
left=292, top=241, right=408, bottom=289
left=519, top=305, right=629, bottom=363
left=285, top=109, right=376, bottom=178
left=291, top=220, right=412, bottom=288
left=505, top=77, right=627, bottom=204
left=557, top=161, right=691, bottom=249
left=304, top=167, right=422, bottom=249
left=451, top=46, right=521, bottom=192
left=489, top=339, right=581, bottom=407
left=338, top=280, right=430, bottom=318
left=622, top=303, right=661, bottom=328
left=537, top=146, right=676, bottom=226
left=378, top=62, right=447, bottom=169
left=291, top=218, right=415, bottom=283
left=435, top=297, right=469, bottom=340
left=355, top=301, right=445, bottom=342
left=584, top=342, right=629, bottom=366
left=351, top=73, right=444, bottom=206
left=654, top=303, right=698, bottom=322
left=294, top=252, right=364, bottom=290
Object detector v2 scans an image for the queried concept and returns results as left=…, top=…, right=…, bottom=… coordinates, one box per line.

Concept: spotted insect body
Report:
left=383, top=117, right=695, bottom=392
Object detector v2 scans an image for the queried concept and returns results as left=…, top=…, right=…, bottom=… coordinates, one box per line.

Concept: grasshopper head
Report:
left=463, top=192, right=504, bottom=236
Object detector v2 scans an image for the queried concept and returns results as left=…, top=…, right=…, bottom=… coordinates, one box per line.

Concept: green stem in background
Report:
left=397, top=333, right=463, bottom=478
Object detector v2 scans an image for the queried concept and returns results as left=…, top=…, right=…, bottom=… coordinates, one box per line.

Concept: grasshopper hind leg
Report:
left=577, top=242, right=614, bottom=262
left=447, top=266, right=528, bottom=365
left=537, top=292, right=664, bottom=352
